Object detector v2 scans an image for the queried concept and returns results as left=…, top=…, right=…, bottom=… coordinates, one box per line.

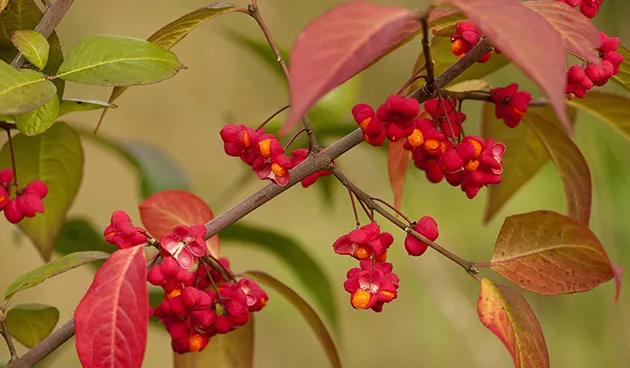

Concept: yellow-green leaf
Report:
left=478, top=278, right=549, bottom=368
left=14, top=94, right=59, bottom=136
left=243, top=271, right=341, bottom=368
left=0, top=123, right=84, bottom=260
left=5, top=303, right=59, bottom=348
left=568, top=91, right=630, bottom=141
left=0, top=60, right=56, bottom=115
left=4, top=251, right=110, bottom=302
left=486, top=211, right=615, bottom=295
left=10, top=29, right=50, bottom=70
left=525, top=111, right=591, bottom=224
left=56, top=35, right=185, bottom=86
left=482, top=104, right=577, bottom=223
left=173, top=317, right=254, bottom=368
left=59, top=99, right=115, bottom=117
left=0, top=0, right=66, bottom=98
left=97, top=2, right=237, bottom=131
left=147, top=2, right=237, bottom=49
left=611, top=45, right=630, bottom=92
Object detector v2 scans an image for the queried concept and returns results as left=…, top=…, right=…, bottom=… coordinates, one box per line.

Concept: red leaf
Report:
left=525, top=112, right=591, bottom=224
left=478, top=278, right=549, bottom=368
left=446, top=0, right=571, bottom=133
left=75, top=246, right=149, bottom=368
left=488, top=210, right=615, bottom=295
left=282, top=1, right=421, bottom=134
left=138, top=190, right=219, bottom=256
left=387, top=140, right=410, bottom=211
left=525, top=0, right=600, bottom=64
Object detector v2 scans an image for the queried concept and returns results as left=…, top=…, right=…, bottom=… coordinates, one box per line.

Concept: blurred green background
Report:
left=1, top=0, right=630, bottom=367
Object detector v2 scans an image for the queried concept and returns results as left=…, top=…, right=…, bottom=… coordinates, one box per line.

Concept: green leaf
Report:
left=4, top=251, right=110, bottom=302
left=5, top=303, right=59, bottom=348
left=482, top=103, right=577, bottom=223
left=10, top=30, right=49, bottom=70
left=98, top=3, right=237, bottom=130
left=173, top=316, right=254, bottom=368
left=0, top=60, right=56, bottom=115
left=220, top=223, right=337, bottom=330
left=569, top=91, right=630, bottom=142
left=54, top=218, right=117, bottom=270
left=78, top=128, right=189, bottom=199
left=147, top=2, right=238, bottom=49
left=409, top=36, right=509, bottom=93
left=0, top=0, right=65, bottom=98
left=224, top=30, right=288, bottom=81
left=0, top=123, right=84, bottom=260
left=14, top=93, right=59, bottom=136
left=56, top=35, right=185, bottom=86
left=59, top=99, right=115, bottom=117
left=243, top=271, right=341, bottom=368
left=526, top=111, right=592, bottom=224
left=611, top=45, right=630, bottom=92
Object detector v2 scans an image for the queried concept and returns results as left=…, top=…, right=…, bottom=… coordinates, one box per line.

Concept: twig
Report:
left=6, top=319, right=75, bottom=368
left=11, top=0, right=75, bottom=69
left=246, top=3, right=320, bottom=150
left=331, top=168, right=478, bottom=276
left=420, top=13, right=435, bottom=93
left=255, top=104, right=291, bottom=132
left=0, top=310, right=18, bottom=362
left=5, top=33, right=494, bottom=368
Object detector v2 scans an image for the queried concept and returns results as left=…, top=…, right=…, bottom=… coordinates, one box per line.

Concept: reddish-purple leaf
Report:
left=487, top=210, right=615, bottom=296
left=481, top=104, right=577, bottom=224
left=525, top=111, right=591, bottom=224
left=282, top=1, right=421, bottom=134
left=387, top=140, right=410, bottom=211
left=75, top=246, right=149, bottom=368
left=525, top=1, right=600, bottom=64
left=138, top=190, right=219, bottom=256
left=478, top=278, right=549, bottom=368
left=445, top=0, right=571, bottom=133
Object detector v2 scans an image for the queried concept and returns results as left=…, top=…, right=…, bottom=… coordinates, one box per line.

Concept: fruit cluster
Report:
left=353, top=93, right=513, bottom=199
left=0, top=168, right=48, bottom=224
left=450, top=21, right=493, bottom=63
left=149, top=257, right=267, bottom=353
left=103, top=210, right=268, bottom=354
left=566, top=32, right=624, bottom=99
left=333, top=218, right=439, bottom=312
left=220, top=124, right=331, bottom=187
left=557, top=0, right=604, bottom=18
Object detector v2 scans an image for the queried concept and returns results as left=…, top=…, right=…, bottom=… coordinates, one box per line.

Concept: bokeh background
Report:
left=1, top=0, right=630, bottom=367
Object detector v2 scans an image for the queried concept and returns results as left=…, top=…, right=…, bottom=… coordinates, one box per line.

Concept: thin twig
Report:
left=347, top=187, right=361, bottom=228
left=283, top=128, right=308, bottom=151
left=0, top=310, right=18, bottom=362
left=420, top=14, right=435, bottom=93
left=255, top=104, right=291, bottom=132
left=247, top=3, right=320, bottom=150
left=5, top=129, right=18, bottom=187
left=331, top=168, right=477, bottom=276
left=371, top=197, right=412, bottom=224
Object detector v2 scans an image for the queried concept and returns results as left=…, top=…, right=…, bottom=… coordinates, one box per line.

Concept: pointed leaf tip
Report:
left=478, top=278, right=549, bottom=368
left=283, top=1, right=421, bottom=134
left=488, top=210, right=615, bottom=296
